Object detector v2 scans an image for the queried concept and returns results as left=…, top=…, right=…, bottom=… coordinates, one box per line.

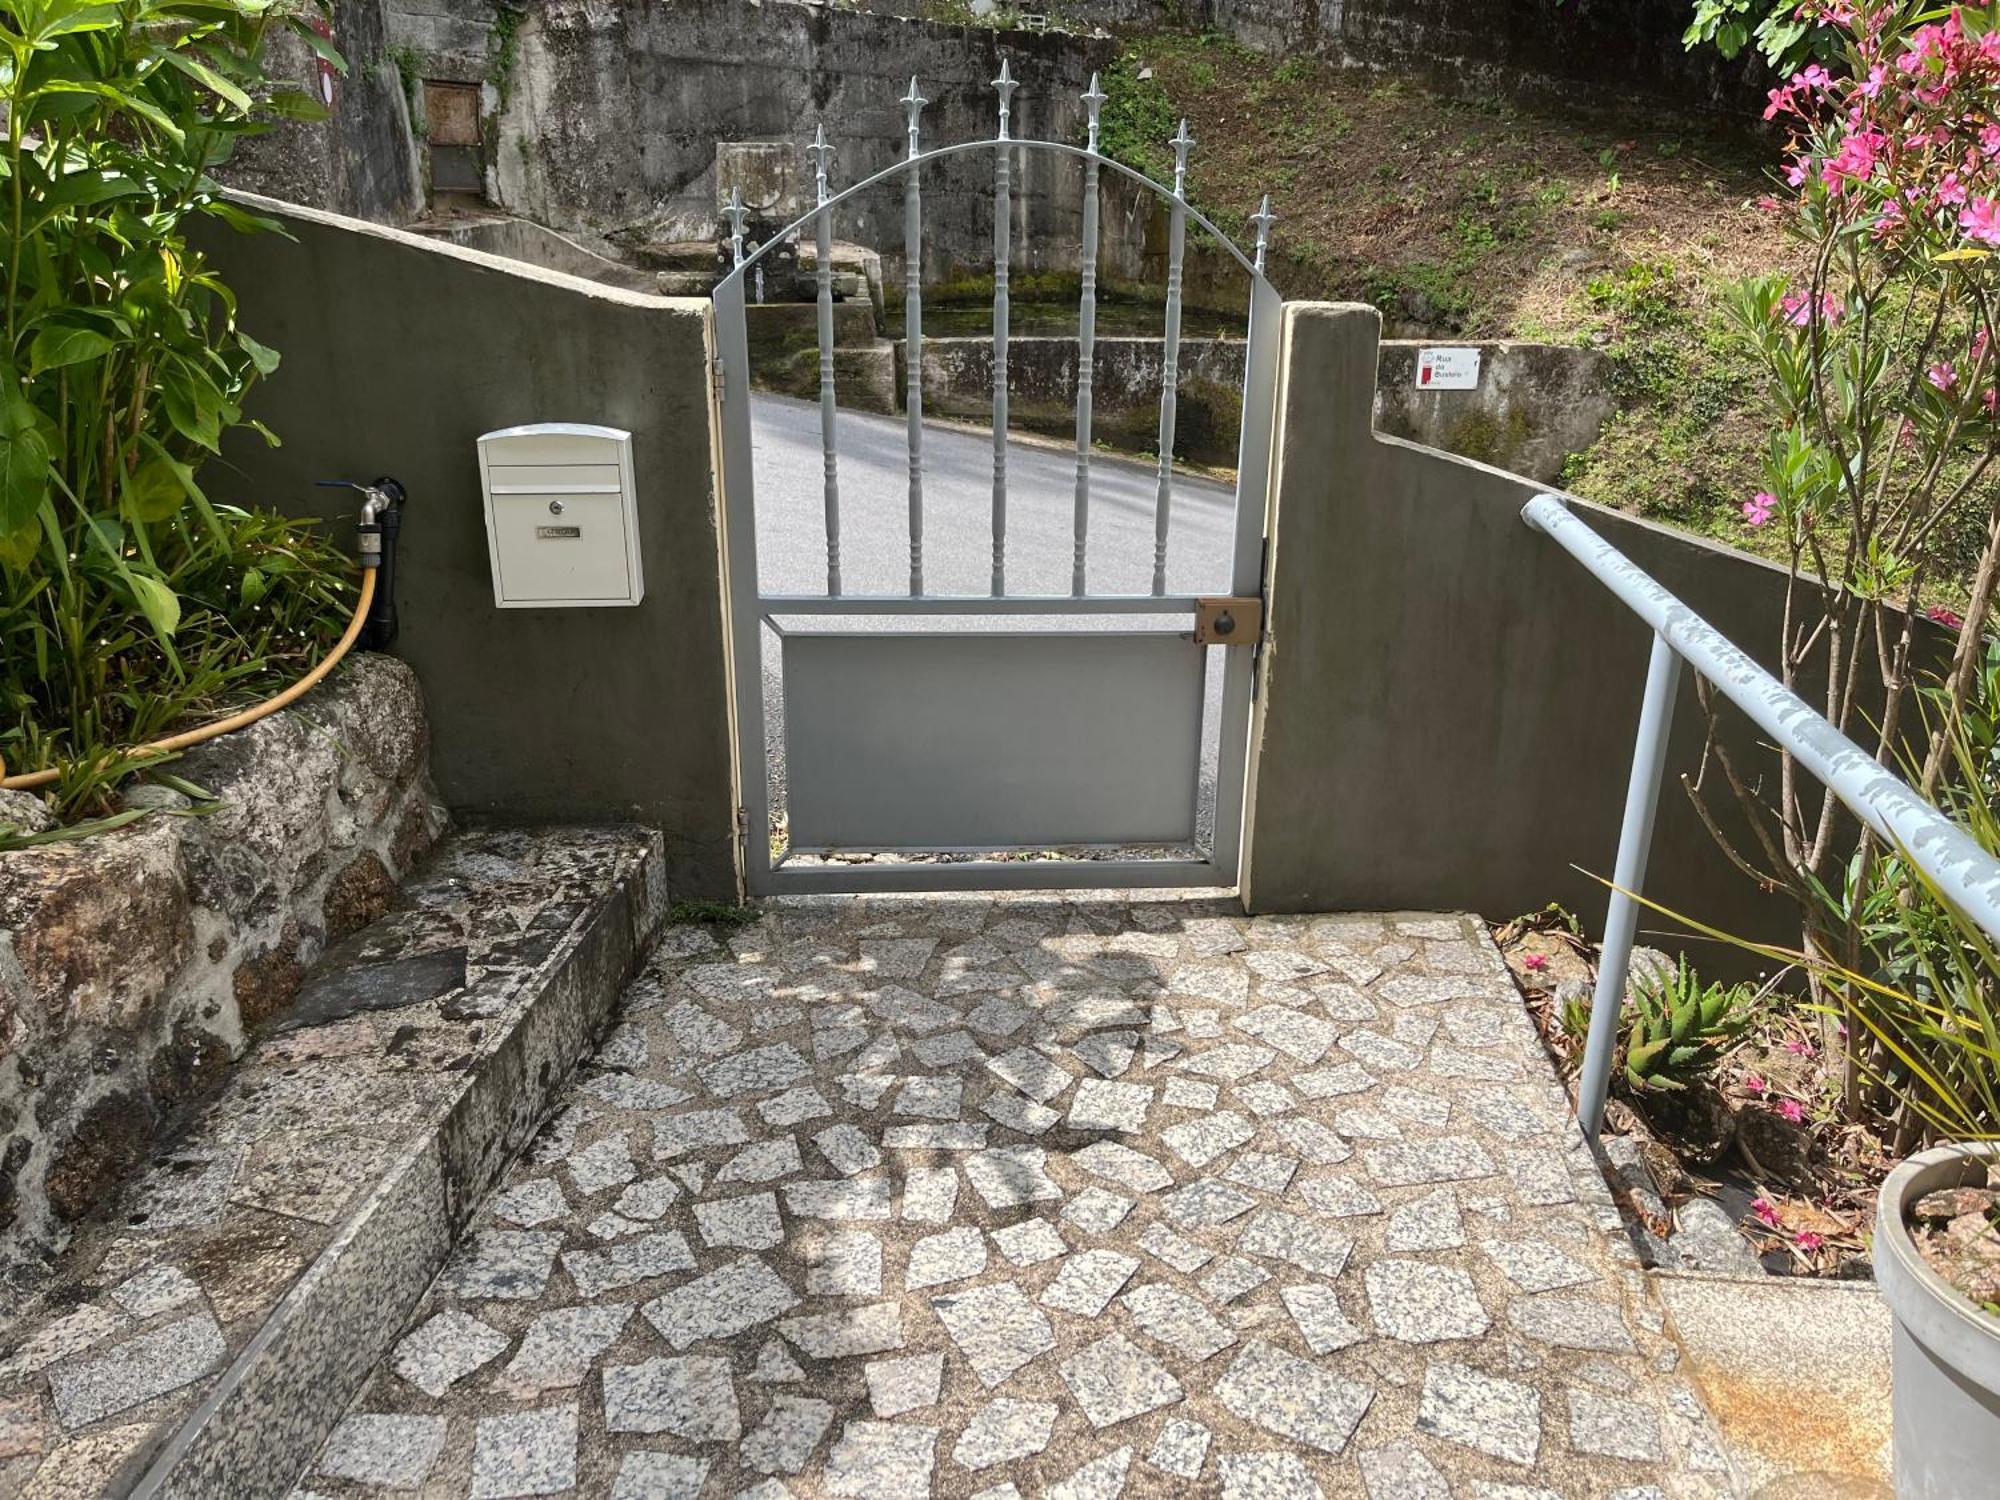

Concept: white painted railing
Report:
left=1523, top=493, right=2000, bottom=1134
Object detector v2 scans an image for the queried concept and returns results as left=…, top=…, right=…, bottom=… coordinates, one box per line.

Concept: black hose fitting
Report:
left=319, top=476, right=407, bottom=653
left=357, top=476, right=406, bottom=652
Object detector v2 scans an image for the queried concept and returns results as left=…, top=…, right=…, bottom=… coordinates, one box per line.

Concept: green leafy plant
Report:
left=0, top=0, right=357, bottom=813
left=1683, top=0, right=1842, bottom=74
left=1095, top=58, right=1177, bottom=184
left=1678, top=3, right=2000, bottom=1128
left=1621, top=959, right=1758, bottom=1092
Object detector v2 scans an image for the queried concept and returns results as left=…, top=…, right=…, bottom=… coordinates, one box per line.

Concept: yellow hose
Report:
left=0, top=567, right=379, bottom=792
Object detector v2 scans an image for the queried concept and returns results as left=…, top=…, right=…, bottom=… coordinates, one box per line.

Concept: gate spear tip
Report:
left=1171, top=118, right=1195, bottom=198
left=993, top=57, right=1016, bottom=140
left=1082, top=72, right=1106, bottom=153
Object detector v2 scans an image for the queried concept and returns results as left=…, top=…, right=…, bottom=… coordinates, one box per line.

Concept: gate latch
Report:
left=1194, top=597, right=1264, bottom=646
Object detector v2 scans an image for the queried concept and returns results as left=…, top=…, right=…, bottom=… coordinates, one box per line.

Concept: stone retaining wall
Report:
left=891, top=334, right=1614, bottom=480
left=0, top=654, right=446, bottom=1280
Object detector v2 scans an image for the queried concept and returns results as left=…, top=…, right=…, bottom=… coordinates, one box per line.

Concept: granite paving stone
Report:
left=1058, top=1332, right=1184, bottom=1428
left=1215, top=1339, right=1373, bottom=1455
left=864, top=1350, right=945, bottom=1416
left=393, top=1310, right=511, bottom=1398
left=318, top=1412, right=449, bottom=1488
left=503, top=1305, right=631, bottom=1390
left=468, top=1404, right=577, bottom=1498
left=47, top=1311, right=226, bottom=1429
left=304, top=897, right=1731, bottom=1500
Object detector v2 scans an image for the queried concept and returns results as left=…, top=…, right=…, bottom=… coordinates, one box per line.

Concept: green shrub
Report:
left=1096, top=58, right=1177, bottom=183
left=0, top=0, right=356, bottom=814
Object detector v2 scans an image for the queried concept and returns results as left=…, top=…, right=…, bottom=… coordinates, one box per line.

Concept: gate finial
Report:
left=993, top=58, right=1017, bottom=142
left=724, top=185, right=747, bottom=268
left=1250, top=193, right=1276, bottom=272
left=1170, top=118, right=1195, bottom=200
left=1082, top=72, right=1106, bottom=155
left=808, top=123, right=835, bottom=206
left=901, top=76, right=928, bottom=160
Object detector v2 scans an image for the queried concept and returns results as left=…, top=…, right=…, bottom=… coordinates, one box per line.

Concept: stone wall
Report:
left=225, top=0, right=423, bottom=223
left=384, top=0, right=1121, bottom=281
left=0, top=656, right=445, bottom=1278
left=892, top=333, right=1613, bottom=480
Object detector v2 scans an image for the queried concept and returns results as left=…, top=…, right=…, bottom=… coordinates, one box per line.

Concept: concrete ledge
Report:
left=0, top=827, right=665, bottom=1497
left=1654, top=1268, right=1893, bottom=1496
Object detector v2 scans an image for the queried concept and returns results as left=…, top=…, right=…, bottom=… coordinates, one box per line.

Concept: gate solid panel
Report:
left=781, top=630, right=1205, bottom=851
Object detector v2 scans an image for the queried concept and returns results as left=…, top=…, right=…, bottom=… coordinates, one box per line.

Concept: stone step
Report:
left=0, top=827, right=665, bottom=1498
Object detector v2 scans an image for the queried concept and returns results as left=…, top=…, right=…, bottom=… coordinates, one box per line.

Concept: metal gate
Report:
left=712, top=70, right=1281, bottom=896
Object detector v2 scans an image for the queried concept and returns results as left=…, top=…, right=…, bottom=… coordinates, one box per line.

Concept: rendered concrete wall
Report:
left=196, top=196, right=737, bottom=898
left=1242, top=303, right=1798, bottom=948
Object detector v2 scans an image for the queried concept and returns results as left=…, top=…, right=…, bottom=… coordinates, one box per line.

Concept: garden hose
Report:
left=0, top=478, right=402, bottom=793
left=0, top=567, right=377, bottom=791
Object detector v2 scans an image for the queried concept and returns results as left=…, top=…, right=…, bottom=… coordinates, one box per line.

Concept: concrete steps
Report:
left=0, top=827, right=664, bottom=1498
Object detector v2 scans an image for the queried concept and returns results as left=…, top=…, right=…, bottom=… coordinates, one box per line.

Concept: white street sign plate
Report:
left=1416, top=347, right=1481, bottom=390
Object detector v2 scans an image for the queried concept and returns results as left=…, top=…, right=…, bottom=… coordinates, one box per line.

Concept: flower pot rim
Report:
left=1877, top=1141, right=2000, bottom=1361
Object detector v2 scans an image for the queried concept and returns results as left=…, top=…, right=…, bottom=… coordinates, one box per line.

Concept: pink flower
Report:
left=1986, top=388, right=1998, bottom=416
left=1756, top=194, right=1783, bottom=213
left=1744, top=1071, right=1768, bottom=1094
left=1779, top=291, right=1841, bottom=327
left=1777, top=1098, right=1806, bottom=1123
left=1961, top=197, right=2000, bottom=246
left=1752, top=1197, right=1781, bottom=1228
left=1796, top=1231, right=1825, bottom=1252
left=1522, top=953, right=1549, bottom=972
left=1929, top=604, right=1965, bottom=630
left=1781, top=1036, right=1816, bottom=1057
left=1743, top=492, right=1778, bottom=528
left=1937, top=173, right=1969, bottom=208
left=1764, top=85, right=1797, bottom=120
left=1797, top=64, right=1834, bottom=91
left=1929, top=362, right=1959, bottom=392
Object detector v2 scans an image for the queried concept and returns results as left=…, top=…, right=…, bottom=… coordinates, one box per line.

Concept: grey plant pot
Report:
left=1876, top=1141, right=2000, bottom=1499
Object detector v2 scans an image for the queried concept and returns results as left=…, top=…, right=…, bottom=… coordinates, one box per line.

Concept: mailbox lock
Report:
left=548, top=499, right=565, bottom=516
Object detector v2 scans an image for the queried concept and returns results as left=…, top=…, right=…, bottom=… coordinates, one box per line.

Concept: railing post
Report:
left=1577, top=628, right=1683, bottom=1136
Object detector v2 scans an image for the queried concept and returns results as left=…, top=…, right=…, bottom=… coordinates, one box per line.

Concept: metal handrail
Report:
left=1522, top=493, right=2000, bottom=1133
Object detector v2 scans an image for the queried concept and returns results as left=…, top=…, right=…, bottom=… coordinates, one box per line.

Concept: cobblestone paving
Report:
left=299, top=895, right=1737, bottom=1499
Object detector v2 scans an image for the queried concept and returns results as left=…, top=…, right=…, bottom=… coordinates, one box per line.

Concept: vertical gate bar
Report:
left=1577, top=630, right=1684, bottom=1137
left=809, top=126, right=842, bottom=596
left=1150, top=119, right=1194, bottom=597
left=711, top=275, right=773, bottom=895
left=724, top=186, right=747, bottom=272
left=1072, top=73, right=1105, bottom=598
left=901, top=77, right=928, bottom=597
left=990, top=61, right=1016, bottom=596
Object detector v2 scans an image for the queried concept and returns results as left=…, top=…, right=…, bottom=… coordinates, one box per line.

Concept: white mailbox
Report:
left=477, top=423, right=643, bottom=608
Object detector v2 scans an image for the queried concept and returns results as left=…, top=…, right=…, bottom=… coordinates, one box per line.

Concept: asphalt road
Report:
left=743, top=392, right=1240, bottom=847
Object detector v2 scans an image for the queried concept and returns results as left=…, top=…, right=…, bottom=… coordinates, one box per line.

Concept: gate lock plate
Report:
left=1194, top=597, right=1264, bottom=646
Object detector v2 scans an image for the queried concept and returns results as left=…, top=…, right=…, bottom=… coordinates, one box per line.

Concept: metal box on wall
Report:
left=476, top=423, right=644, bottom=608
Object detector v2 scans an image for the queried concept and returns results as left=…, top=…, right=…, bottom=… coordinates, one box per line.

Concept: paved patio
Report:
left=297, top=893, right=1737, bottom=1499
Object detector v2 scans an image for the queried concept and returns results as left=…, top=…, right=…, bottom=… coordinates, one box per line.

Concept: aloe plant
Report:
left=1623, top=959, right=1757, bottom=1093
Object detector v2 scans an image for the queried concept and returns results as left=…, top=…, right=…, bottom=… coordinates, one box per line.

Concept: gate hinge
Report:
left=711, top=357, right=727, bottom=405
left=1194, top=596, right=1263, bottom=646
